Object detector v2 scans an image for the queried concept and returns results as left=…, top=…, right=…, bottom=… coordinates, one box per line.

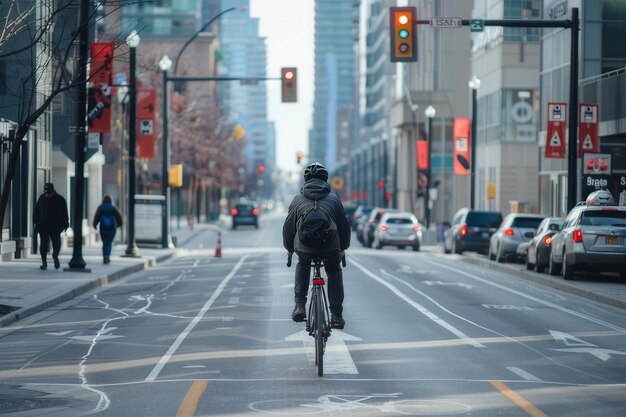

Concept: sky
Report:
left=249, top=0, right=314, bottom=174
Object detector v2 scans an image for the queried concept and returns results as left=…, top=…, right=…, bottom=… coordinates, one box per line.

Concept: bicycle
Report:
left=287, top=254, right=345, bottom=376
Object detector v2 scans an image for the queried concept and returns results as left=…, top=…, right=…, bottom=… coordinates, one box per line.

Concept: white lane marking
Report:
left=424, top=280, right=473, bottom=289
left=421, top=258, right=626, bottom=335
left=145, top=255, right=249, bottom=382
left=232, top=288, right=242, bottom=294
left=351, top=259, right=484, bottom=348
left=46, top=331, right=74, bottom=336
left=228, top=297, right=240, bottom=304
left=285, top=330, right=361, bottom=374
left=549, top=330, right=626, bottom=361
left=506, top=367, right=541, bottom=381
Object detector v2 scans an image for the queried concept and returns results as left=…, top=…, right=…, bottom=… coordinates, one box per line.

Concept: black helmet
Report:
left=304, top=162, right=329, bottom=182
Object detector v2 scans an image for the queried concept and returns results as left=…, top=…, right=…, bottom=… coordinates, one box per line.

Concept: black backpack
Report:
left=298, top=199, right=337, bottom=248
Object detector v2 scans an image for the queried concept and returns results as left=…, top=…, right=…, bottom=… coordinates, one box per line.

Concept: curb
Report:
left=0, top=252, right=175, bottom=328
left=461, top=256, right=626, bottom=310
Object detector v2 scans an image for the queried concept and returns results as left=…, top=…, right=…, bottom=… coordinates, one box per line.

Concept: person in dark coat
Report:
left=93, top=195, right=123, bottom=264
left=33, top=183, right=69, bottom=270
left=282, top=162, right=351, bottom=328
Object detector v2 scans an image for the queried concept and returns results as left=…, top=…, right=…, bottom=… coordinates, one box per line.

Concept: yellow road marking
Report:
left=176, top=380, right=209, bottom=417
left=489, top=380, right=550, bottom=417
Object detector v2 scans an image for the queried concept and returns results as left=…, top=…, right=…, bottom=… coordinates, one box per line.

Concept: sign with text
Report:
left=137, top=88, right=156, bottom=159
left=430, top=17, right=462, bottom=28
left=545, top=102, right=567, bottom=158
left=453, top=118, right=471, bottom=176
left=578, top=103, right=599, bottom=155
left=87, top=42, right=114, bottom=133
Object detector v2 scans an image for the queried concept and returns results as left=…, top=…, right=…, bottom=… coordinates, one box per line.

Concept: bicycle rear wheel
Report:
left=315, top=287, right=324, bottom=376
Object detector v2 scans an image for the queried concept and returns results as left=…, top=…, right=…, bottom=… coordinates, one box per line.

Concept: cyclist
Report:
left=283, top=162, right=351, bottom=328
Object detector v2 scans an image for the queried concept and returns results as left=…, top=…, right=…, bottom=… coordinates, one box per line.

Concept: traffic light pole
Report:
left=415, top=9, right=580, bottom=210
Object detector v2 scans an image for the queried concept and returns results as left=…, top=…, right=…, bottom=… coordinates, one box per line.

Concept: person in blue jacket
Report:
left=93, top=195, right=123, bottom=264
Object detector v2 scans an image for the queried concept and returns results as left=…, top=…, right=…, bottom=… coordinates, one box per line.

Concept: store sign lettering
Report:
left=586, top=177, right=608, bottom=188
left=621, top=176, right=626, bottom=186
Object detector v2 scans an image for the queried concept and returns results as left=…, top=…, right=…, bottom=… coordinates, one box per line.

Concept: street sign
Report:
left=578, top=103, right=599, bottom=154
left=545, top=102, right=567, bottom=159
left=430, top=17, right=462, bottom=28
left=470, top=19, right=484, bottom=32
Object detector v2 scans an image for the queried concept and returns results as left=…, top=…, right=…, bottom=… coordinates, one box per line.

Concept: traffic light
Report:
left=296, top=150, right=303, bottom=164
left=257, top=164, right=266, bottom=174
left=281, top=67, right=297, bottom=103
left=389, top=7, right=417, bottom=62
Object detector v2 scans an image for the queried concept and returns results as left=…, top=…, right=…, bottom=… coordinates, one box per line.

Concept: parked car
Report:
left=230, top=202, right=260, bottom=230
left=444, top=208, right=502, bottom=255
left=363, top=208, right=399, bottom=248
left=489, top=213, right=546, bottom=262
left=549, top=202, right=626, bottom=280
left=343, top=204, right=359, bottom=230
left=373, top=212, right=422, bottom=251
left=525, top=217, right=564, bottom=273
left=355, top=207, right=374, bottom=245
left=351, top=205, right=372, bottom=231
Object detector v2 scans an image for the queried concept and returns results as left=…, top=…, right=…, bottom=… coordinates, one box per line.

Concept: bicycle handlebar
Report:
left=286, top=253, right=346, bottom=268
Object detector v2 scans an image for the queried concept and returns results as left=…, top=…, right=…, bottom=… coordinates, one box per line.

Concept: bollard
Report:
left=214, top=231, right=222, bottom=258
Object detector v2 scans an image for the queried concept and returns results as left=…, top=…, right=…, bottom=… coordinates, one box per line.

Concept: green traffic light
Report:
left=399, top=29, right=409, bottom=39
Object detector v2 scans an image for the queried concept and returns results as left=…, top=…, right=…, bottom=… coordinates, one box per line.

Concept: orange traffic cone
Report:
left=214, top=231, right=222, bottom=258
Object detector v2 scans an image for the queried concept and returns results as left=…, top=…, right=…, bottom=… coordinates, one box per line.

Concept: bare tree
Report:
left=0, top=0, right=131, bottom=233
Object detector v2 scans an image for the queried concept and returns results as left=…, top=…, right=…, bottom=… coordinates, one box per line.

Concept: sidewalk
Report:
left=0, top=221, right=222, bottom=328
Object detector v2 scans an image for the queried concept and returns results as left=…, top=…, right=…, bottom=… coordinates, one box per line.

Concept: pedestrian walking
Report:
left=93, top=195, right=123, bottom=264
left=33, top=183, right=69, bottom=270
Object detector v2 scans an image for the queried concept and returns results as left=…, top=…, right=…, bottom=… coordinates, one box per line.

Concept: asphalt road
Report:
left=0, top=213, right=625, bottom=416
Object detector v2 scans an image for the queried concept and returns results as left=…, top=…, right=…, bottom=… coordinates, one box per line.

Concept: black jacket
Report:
left=282, top=178, right=351, bottom=254
left=33, top=192, right=69, bottom=234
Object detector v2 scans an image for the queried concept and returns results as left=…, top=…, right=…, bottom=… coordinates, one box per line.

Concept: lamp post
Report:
left=159, top=55, right=174, bottom=248
left=424, top=105, right=436, bottom=229
left=66, top=0, right=90, bottom=272
left=123, top=30, right=140, bottom=257
left=116, top=82, right=129, bottom=243
left=468, top=76, right=480, bottom=210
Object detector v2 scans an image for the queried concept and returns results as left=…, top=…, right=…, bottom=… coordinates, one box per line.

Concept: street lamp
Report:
left=468, top=76, right=481, bottom=210
left=424, top=105, right=436, bottom=229
left=116, top=82, right=129, bottom=243
left=123, top=30, right=140, bottom=257
left=159, top=55, right=174, bottom=248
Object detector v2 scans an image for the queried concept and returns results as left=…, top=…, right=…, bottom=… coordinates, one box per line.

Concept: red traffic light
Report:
left=257, top=165, right=266, bottom=174
left=377, top=180, right=385, bottom=189
left=296, top=150, right=303, bottom=164
left=281, top=67, right=297, bottom=103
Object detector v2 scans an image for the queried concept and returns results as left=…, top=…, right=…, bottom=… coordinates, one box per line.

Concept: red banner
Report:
left=137, top=88, right=157, bottom=159
left=545, top=102, right=567, bottom=158
left=453, top=118, right=470, bottom=176
left=579, top=103, right=599, bottom=155
left=416, top=140, right=429, bottom=170
left=87, top=42, right=114, bottom=133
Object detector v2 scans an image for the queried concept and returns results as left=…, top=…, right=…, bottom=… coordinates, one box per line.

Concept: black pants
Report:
left=39, top=231, right=61, bottom=264
left=295, top=251, right=344, bottom=315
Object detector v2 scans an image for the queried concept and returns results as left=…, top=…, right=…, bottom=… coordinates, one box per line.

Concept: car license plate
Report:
left=606, top=236, right=620, bottom=245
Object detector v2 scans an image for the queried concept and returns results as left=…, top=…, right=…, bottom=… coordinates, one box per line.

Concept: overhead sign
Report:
left=578, top=103, right=599, bottom=155
left=545, top=102, right=567, bottom=158
left=453, top=118, right=471, bottom=176
left=430, top=17, right=462, bottom=28
left=470, top=19, right=484, bottom=32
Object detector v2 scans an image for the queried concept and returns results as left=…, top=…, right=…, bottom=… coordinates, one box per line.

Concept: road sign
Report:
left=430, top=17, right=462, bottom=28
left=470, top=19, right=484, bottom=32
left=578, top=103, right=599, bottom=154
left=545, top=102, right=567, bottom=158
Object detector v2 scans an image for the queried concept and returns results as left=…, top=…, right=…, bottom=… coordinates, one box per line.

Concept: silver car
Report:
left=489, top=213, right=545, bottom=263
left=373, top=212, right=422, bottom=251
left=525, top=217, right=564, bottom=273
left=549, top=204, right=626, bottom=279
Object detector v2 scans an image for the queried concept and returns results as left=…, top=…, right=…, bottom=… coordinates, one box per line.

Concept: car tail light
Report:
left=230, top=208, right=238, bottom=216
left=370, top=220, right=377, bottom=224
left=412, top=225, right=421, bottom=232
left=252, top=208, right=260, bottom=216
left=542, top=236, right=551, bottom=246
left=460, top=224, right=467, bottom=237
left=380, top=225, right=388, bottom=232
left=572, top=229, right=583, bottom=243
left=504, top=228, right=514, bottom=237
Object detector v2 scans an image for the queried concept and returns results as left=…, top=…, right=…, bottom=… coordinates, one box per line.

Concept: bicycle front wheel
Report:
left=315, top=288, right=324, bottom=376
